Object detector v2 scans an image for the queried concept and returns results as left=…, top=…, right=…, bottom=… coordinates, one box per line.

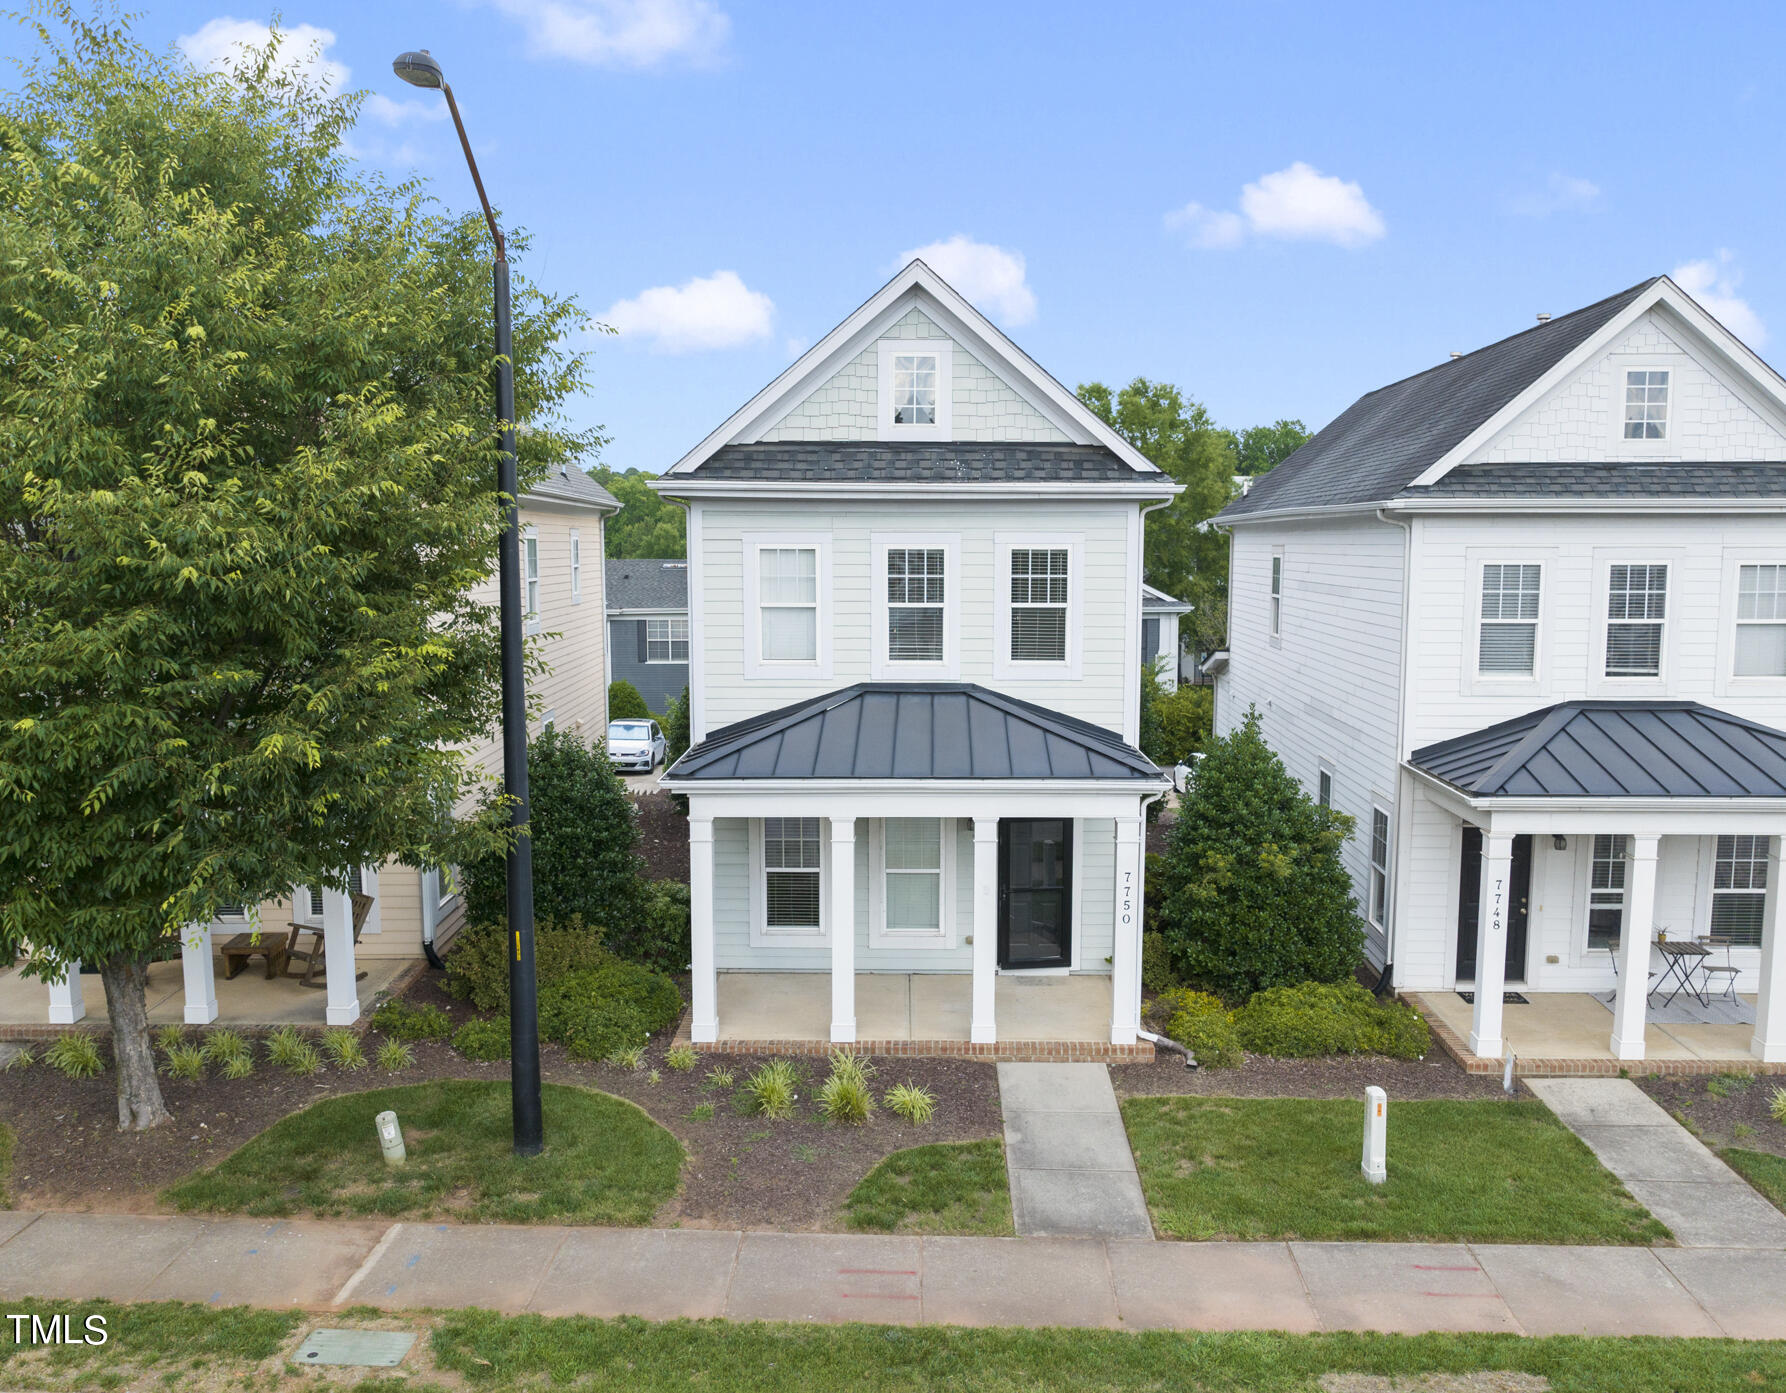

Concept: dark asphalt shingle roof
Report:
left=1412, top=462, right=1786, bottom=500
left=1409, top=701, right=1786, bottom=799
left=1143, top=586, right=1189, bottom=611
left=1220, top=279, right=1660, bottom=520
left=667, top=683, right=1165, bottom=782
left=525, top=466, right=620, bottom=512
left=605, top=558, right=688, bottom=612
left=682, top=442, right=1152, bottom=484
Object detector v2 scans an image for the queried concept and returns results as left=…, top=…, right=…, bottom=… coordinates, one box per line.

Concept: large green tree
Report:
left=1078, top=378, right=1237, bottom=650
left=0, top=12, right=598, bottom=1127
left=1237, top=418, right=1310, bottom=476
left=597, top=466, right=684, bottom=558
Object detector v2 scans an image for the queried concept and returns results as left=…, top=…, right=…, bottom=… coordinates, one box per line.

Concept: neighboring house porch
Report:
left=1400, top=701, right=1786, bottom=1069
left=662, top=683, right=1169, bottom=1058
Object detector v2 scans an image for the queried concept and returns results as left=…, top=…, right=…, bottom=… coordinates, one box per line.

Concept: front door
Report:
left=1455, top=826, right=1532, bottom=983
left=999, top=819, right=1073, bottom=969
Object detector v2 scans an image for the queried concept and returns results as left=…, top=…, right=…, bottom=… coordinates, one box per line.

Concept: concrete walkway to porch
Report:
left=1525, top=1078, right=1786, bottom=1248
left=3, top=1208, right=1785, bottom=1337
left=997, top=1064, right=1153, bottom=1239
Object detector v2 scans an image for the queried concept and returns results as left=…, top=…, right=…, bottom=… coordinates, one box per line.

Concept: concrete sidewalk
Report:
left=998, top=1063, right=1152, bottom=1239
left=1, top=1210, right=1782, bottom=1338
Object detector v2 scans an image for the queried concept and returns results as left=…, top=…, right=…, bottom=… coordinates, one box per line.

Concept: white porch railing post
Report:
left=1611, top=834, right=1660, bottom=1061
left=1110, top=816, right=1143, bottom=1046
left=971, top=816, right=998, bottom=1045
left=46, top=961, right=85, bottom=1024
left=1469, top=832, right=1514, bottom=1058
left=829, top=817, right=857, bottom=1044
left=321, top=886, right=360, bottom=1027
left=181, top=922, right=219, bottom=1025
left=689, top=815, right=718, bottom=1043
left=1751, top=836, right=1786, bottom=1063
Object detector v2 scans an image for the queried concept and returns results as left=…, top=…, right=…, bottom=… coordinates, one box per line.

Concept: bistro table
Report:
left=1654, top=939, right=1711, bottom=1007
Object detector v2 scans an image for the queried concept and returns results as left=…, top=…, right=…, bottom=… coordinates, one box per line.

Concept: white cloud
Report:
left=474, top=0, right=730, bottom=67
left=1509, top=172, right=1601, bottom=217
left=1166, top=161, right=1385, bottom=251
left=1673, top=251, right=1767, bottom=348
left=179, top=18, right=443, bottom=126
left=898, top=235, right=1037, bottom=325
left=600, top=270, right=774, bottom=352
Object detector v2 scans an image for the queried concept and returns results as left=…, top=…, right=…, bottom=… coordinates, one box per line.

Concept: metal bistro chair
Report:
left=1697, top=931, right=1742, bottom=1005
left=286, top=891, right=373, bottom=988
left=1607, top=935, right=1662, bottom=1006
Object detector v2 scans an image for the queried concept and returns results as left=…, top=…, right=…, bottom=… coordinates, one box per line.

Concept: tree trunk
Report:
left=97, top=953, right=171, bottom=1131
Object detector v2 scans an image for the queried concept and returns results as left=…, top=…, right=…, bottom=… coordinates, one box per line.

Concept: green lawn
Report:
left=164, top=1080, right=682, bottom=1225
left=8, top=1300, right=1783, bottom=1393
left=842, top=1139, right=1014, bottom=1235
left=1122, top=1095, right=1668, bottom=1244
left=1724, top=1147, right=1786, bottom=1214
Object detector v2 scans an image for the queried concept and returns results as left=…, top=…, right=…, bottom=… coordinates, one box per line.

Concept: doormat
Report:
left=1455, top=991, right=1529, bottom=1005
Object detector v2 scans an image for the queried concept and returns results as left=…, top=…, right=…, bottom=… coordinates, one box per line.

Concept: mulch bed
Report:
left=0, top=969, right=1004, bottom=1231
left=1112, top=1050, right=1517, bottom=1102
left=634, top=789, right=689, bottom=883
left=1638, top=1072, right=1786, bottom=1160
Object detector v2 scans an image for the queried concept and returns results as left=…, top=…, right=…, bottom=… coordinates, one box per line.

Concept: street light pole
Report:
left=393, top=49, right=542, bottom=1156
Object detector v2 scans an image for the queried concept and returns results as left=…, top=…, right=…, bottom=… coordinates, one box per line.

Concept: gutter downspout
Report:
left=1372, top=506, right=1416, bottom=996
left=1130, top=788, right=1196, bottom=1067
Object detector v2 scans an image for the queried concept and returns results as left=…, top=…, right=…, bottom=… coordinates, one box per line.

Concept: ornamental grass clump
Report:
left=1770, top=1086, right=1786, bottom=1126
left=322, top=1029, right=368, bottom=1071
left=164, top=1043, right=206, bottom=1081
left=3, top=1045, right=33, bottom=1071
left=201, top=1029, right=250, bottom=1068
left=884, top=1082, right=936, bottom=1125
left=377, top=1039, right=415, bottom=1072
left=744, top=1060, right=800, bottom=1120
left=818, top=1051, right=875, bottom=1126
left=605, top=1044, right=646, bottom=1070
left=154, top=1025, right=185, bottom=1054
left=665, top=1044, right=698, bottom=1072
left=266, top=1026, right=321, bottom=1076
left=45, top=1034, right=104, bottom=1079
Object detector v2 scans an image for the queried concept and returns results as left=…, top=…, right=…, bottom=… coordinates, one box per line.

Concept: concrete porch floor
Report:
left=0, top=956, right=409, bottom=1032
left=1413, top=990, right=1779, bottom=1077
left=701, top=972, right=1146, bottom=1060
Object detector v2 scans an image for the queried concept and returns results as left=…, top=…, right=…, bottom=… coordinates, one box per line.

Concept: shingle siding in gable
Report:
left=761, top=306, right=1070, bottom=444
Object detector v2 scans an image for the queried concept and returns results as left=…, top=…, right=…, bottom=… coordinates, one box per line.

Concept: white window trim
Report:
left=422, top=864, right=460, bottom=914
left=871, top=533, right=961, bottom=679
left=1618, top=363, right=1673, bottom=448
left=1464, top=550, right=1552, bottom=694
left=523, top=526, right=541, bottom=636
left=1316, top=761, right=1335, bottom=810
left=645, top=616, right=691, bottom=664
left=1693, top=835, right=1769, bottom=953
left=1576, top=834, right=1629, bottom=963
left=1590, top=551, right=1679, bottom=691
left=1721, top=554, right=1786, bottom=694
left=993, top=532, right=1083, bottom=682
left=876, top=339, right=952, bottom=441
left=293, top=865, right=381, bottom=935
left=742, top=532, right=833, bottom=680
left=748, top=816, right=832, bottom=948
left=1368, top=805, right=1391, bottom=931
left=868, top=818, right=958, bottom=950
left=1269, top=549, right=1283, bottom=642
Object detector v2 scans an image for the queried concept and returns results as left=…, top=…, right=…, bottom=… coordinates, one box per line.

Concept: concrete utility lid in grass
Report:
left=292, top=1329, right=416, bottom=1367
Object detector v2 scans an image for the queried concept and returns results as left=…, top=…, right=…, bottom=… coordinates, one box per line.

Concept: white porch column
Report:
left=46, top=961, right=85, bottom=1024
left=971, top=816, right=999, bottom=1045
left=829, top=817, right=857, bottom=1044
left=181, top=923, right=218, bottom=1025
left=689, top=815, right=718, bottom=1043
left=1110, top=816, right=1144, bottom=1046
left=1611, top=834, right=1660, bottom=1062
left=1469, top=832, right=1514, bottom=1058
left=320, top=886, right=360, bottom=1027
left=1751, top=836, right=1786, bottom=1063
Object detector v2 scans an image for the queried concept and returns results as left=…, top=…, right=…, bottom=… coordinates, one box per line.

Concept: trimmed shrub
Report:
left=369, top=999, right=451, bottom=1042
left=608, top=679, right=650, bottom=721
left=452, top=1016, right=511, bottom=1061
left=609, top=879, right=689, bottom=972
left=1230, top=981, right=1429, bottom=1060
left=539, top=959, right=682, bottom=1062
left=446, top=915, right=610, bottom=1013
left=1154, top=987, right=1242, bottom=1068
left=1157, top=707, right=1366, bottom=999
left=1155, top=683, right=1213, bottom=766
left=664, top=684, right=691, bottom=765
left=461, top=726, right=646, bottom=940
left=1141, top=931, right=1179, bottom=995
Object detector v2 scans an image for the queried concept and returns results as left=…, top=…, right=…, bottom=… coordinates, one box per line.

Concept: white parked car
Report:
left=606, top=718, right=666, bottom=772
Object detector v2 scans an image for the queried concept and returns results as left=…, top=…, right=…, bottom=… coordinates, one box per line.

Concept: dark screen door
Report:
left=1456, top=826, right=1531, bottom=983
left=999, top=819, right=1072, bottom=968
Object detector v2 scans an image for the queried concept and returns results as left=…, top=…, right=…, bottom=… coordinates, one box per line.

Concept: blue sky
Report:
left=17, top=2, right=1785, bottom=472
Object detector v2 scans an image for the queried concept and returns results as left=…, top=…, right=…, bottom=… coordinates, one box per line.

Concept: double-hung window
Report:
left=1624, top=369, right=1670, bottom=439
left=1010, top=548, right=1070, bottom=663
left=1606, top=563, right=1667, bottom=677
left=1588, top=835, right=1629, bottom=952
left=887, top=548, right=946, bottom=663
left=1270, top=554, right=1283, bottom=638
left=1368, top=809, right=1390, bottom=929
left=891, top=354, right=937, bottom=425
left=524, top=529, right=541, bottom=634
left=882, top=820, right=945, bottom=940
left=1710, top=835, right=1770, bottom=947
left=646, top=617, right=690, bottom=663
left=762, top=818, right=823, bottom=933
left=758, top=547, right=818, bottom=663
left=877, top=341, right=951, bottom=438
left=1317, top=768, right=1333, bottom=809
left=1479, top=563, right=1541, bottom=675
left=1736, top=565, right=1786, bottom=677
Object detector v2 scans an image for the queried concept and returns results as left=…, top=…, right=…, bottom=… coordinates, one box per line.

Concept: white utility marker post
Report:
left=1362, top=1086, right=1387, bottom=1185
left=1502, top=1046, right=1516, bottom=1095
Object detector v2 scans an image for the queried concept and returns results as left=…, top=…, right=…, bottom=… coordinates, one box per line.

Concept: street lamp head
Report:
left=391, top=49, right=444, bottom=90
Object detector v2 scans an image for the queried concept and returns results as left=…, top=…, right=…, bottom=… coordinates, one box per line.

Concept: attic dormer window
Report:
left=1623, top=369, right=1669, bottom=439
left=892, top=354, right=937, bottom=424
left=876, top=339, right=951, bottom=439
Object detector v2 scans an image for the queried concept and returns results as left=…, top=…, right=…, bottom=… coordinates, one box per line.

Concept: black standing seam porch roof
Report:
left=666, top=683, right=1165, bottom=782
left=1409, top=701, right=1786, bottom=800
